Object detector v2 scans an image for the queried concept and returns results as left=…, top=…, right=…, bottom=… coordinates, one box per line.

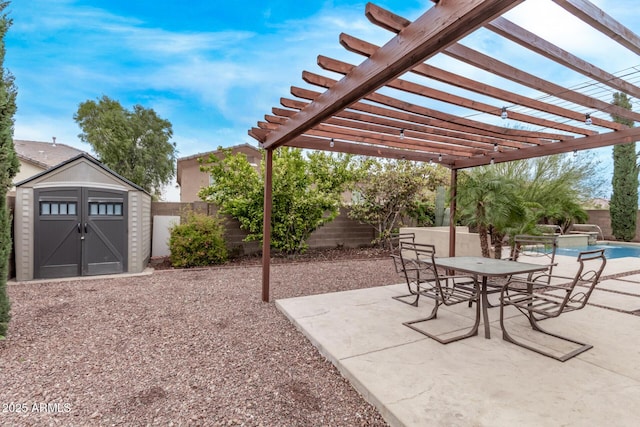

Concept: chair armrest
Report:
left=502, top=272, right=576, bottom=292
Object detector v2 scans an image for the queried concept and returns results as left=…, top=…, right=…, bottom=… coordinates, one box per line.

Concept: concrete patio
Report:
left=276, top=254, right=640, bottom=427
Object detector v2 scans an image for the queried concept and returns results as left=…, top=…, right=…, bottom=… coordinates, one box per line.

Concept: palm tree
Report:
left=456, top=168, right=523, bottom=258
left=456, top=154, right=595, bottom=258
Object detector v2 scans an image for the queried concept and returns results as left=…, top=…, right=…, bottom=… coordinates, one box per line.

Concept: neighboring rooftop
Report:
left=14, top=139, right=85, bottom=169
left=176, top=143, right=261, bottom=187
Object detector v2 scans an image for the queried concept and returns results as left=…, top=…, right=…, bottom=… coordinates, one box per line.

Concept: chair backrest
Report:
left=509, top=235, right=558, bottom=283
left=510, top=234, right=558, bottom=264
left=536, top=224, right=563, bottom=235
left=397, top=241, right=438, bottom=280
left=398, top=241, right=476, bottom=305
left=389, top=232, right=415, bottom=252
left=554, top=249, right=607, bottom=312
left=390, top=233, right=416, bottom=274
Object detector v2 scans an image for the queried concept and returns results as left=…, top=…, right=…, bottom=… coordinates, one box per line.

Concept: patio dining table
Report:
left=433, top=257, right=551, bottom=339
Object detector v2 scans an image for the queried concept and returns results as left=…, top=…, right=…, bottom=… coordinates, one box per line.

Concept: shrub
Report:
left=169, top=213, right=228, bottom=268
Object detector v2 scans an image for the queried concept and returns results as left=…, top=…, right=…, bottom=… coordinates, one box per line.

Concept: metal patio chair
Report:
left=400, top=242, right=481, bottom=344
left=478, top=234, right=559, bottom=308
left=499, top=248, right=606, bottom=362
left=389, top=232, right=421, bottom=306
left=507, top=234, right=559, bottom=282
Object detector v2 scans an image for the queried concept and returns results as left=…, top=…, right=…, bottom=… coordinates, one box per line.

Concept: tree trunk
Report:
left=477, top=223, right=490, bottom=258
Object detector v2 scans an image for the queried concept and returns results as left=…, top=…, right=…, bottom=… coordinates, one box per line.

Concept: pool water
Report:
left=555, top=243, right=640, bottom=259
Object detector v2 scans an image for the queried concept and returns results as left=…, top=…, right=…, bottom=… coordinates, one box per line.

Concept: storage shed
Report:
left=14, top=153, right=151, bottom=281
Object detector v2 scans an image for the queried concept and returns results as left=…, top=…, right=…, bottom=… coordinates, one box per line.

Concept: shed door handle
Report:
left=77, top=223, right=82, bottom=233
left=84, top=223, right=88, bottom=233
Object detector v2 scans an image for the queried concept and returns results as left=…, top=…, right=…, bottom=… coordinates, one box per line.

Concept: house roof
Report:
left=249, top=0, right=640, bottom=170
left=13, top=139, right=85, bottom=170
left=176, top=143, right=261, bottom=185
left=176, top=143, right=260, bottom=163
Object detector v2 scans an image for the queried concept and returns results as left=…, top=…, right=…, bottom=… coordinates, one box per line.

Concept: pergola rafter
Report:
left=249, top=0, right=640, bottom=301
left=339, top=33, right=628, bottom=131
left=310, top=57, right=598, bottom=135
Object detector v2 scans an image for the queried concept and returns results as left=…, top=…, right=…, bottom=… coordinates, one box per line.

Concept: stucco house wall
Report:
left=176, top=144, right=261, bottom=202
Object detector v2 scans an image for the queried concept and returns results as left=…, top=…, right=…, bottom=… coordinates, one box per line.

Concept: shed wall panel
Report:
left=127, top=191, right=151, bottom=273
left=14, top=188, right=34, bottom=281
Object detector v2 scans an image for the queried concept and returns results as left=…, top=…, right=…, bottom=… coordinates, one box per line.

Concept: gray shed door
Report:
left=34, top=187, right=128, bottom=279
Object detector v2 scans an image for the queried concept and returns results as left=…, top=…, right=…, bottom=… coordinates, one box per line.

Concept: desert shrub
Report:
left=169, top=213, right=228, bottom=267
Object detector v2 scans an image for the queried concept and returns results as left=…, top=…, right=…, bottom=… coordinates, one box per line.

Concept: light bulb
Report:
left=400, top=129, right=404, bottom=140
left=501, top=107, right=508, bottom=120
left=329, top=138, right=334, bottom=148
left=585, top=114, right=592, bottom=126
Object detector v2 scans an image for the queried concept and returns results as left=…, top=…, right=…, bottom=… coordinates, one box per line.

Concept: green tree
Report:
left=0, top=1, right=18, bottom=338
left=457, top=154, right=596, bottom=258
left=609, top=92, right=638, bottom=241
left=74, top=95, right=177, bottom=199
left=495, top=155, right=594, bottom=231
left=456, top=167, right=524, bottom=258
left=199, top=147, right=358, bottom=254
left=348, top=159, right=448, bottom=246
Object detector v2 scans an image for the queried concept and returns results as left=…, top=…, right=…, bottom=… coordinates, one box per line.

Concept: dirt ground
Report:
left=1, top=249, right=398, bottom=426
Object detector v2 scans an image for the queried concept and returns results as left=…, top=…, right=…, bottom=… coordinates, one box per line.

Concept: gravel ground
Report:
left=0, top=255, right=399, bottom=426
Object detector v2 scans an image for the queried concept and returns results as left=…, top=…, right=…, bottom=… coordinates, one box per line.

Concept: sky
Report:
left=5, top=0, right=640, bottom=200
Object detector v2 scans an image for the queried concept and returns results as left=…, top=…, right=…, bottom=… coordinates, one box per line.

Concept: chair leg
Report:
left=403, top=297, right=481, bottom=344
left=392, top=293, right=420, bottom=307
left=392, top=280, right=420, bottom=306
left=500, top=302, right=593, bottom=362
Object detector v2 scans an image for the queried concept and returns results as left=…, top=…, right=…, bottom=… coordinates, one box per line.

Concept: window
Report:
left=40, top=202, right=77, bottom=216
left=88, top=202, right=124, bottom=216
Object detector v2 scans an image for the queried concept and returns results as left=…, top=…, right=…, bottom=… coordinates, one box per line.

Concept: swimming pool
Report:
left=555, top=243, right=640, bottom=259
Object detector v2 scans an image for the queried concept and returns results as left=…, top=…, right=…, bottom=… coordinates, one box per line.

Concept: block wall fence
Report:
left=5, top=195, right=640, bottom=278
left=150, top=202, right=377, bottom=257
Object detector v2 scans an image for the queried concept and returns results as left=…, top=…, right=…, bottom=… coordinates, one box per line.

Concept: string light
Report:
left=400, top=129, right=405, bottom=140
left=493, top=143, right=498, bottom=152
left=329, top=138, right=334, bottom=148
left=490, top=157, right=495, bottom=165
left=573, top=149, right=578, bottom=157
left=501, top=107, right=508, bottom=120
left=438, top=154, right=443, bottom=162
left=585, top=114, right=592, bottom=126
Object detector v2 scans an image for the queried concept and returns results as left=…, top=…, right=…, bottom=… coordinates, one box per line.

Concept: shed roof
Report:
left=15, top=152, right=147, bottom=194
left=249, top=0, right=640, bottom=169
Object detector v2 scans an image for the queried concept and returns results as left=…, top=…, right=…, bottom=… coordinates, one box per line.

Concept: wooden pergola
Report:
left=249, top=0, right=640, bottom=302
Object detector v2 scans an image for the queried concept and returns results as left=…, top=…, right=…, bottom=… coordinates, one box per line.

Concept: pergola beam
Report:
left=267, top=111, right=493, bottom=154
left=280, top=95, right=566, bottom=145
left=312, top=57, right=597, bottom=136
left=486, top=17, right=640, bottom=99
left=366, top=3, right=640, bottom=124
left=287, top=134, right=449, bottom=164
left=340, top=32, right=626, bottom=131
left=454, top=126, right=640, bottom=169
left=272, top=106, right=531, bottom=150
left=552, top=0, right=640, bottom=55
left=260, top=0, right=524, bottom=150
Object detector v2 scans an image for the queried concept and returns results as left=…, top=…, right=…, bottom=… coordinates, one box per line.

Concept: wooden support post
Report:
left=262, top=148, right=273, bottom=302
left=449, top=169, right=458, bottom=257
